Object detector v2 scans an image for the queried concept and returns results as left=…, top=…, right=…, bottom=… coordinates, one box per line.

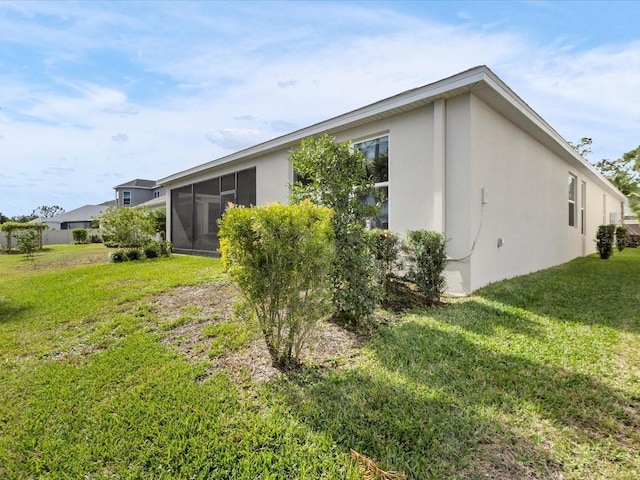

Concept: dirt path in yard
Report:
left=149, top=283, right=367, bottom=383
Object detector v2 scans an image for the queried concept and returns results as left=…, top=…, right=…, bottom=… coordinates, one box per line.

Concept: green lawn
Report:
left=1, top=244, right=639, bottom=479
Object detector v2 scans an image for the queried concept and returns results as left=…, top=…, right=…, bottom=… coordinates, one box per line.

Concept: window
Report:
left=354, top=135, right=389, bottom=229
left=568, top=174, right=577, bottom=227
left=123, top=191, right=131, bottom=206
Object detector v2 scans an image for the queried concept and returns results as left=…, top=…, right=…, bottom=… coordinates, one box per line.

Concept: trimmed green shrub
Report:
left=71, top=228, right=88, bottom=244
left=219, top=201, right=334, bottom=370
left=125, top=249, right=142, bottom=261
left=108, top=250, right=126, bottom=263
left=616, top=226, right=629, bottom=252
left=143, top=241, right=161, bottom=259
left=596, top=224, right=616, bottom=259
left=404, top=230, right=447, bottom=305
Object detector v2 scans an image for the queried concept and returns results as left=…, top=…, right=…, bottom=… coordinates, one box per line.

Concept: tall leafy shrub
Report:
left=219, top=201, right=334, bottom=369
left=404, top=230, right=447, bottom=305
left=596, top=224, right=616, bottom=259
left=289, top=134, right=380, bottom=325
left=98, top=206, right=155, bottom=251
left=16, top=229, right=38, bottom=258
left=370, top=229, right=403, bottom=299
left=616, top=226, right=628, bottom=252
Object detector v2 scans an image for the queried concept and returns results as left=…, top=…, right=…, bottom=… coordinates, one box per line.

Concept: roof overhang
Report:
left=158, top=65, right=625, bottom=201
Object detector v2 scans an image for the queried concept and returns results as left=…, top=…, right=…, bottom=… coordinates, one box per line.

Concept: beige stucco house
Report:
left=158, top=66, right=626, bottom=294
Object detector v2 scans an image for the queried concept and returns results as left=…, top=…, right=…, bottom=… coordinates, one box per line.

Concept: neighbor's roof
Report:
left=30, top=204, right=110, bottom=224
left=158, top=65, right=625, bottom=199
left=113, top=179, right=157, bottom=189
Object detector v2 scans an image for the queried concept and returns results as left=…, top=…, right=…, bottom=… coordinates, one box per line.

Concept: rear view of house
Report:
left=158, top=66, right=626, bottom=294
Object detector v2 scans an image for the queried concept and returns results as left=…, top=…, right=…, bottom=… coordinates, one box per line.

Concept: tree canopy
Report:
left=594, top=145, right=640, bottom=217
left=32, top=205, right=65, bottom=218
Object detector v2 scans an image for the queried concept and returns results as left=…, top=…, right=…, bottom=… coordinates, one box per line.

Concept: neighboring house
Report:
left=30, top=202, right=114, bottom=230
left=114, top=179, right=166, bottom=208
left=21, top=201, right=114, bottom=246
left=157, top=65, right=626, bottom=294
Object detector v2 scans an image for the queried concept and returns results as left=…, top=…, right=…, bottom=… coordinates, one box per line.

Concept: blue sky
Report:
left=1, top=0, right=639, bottom=217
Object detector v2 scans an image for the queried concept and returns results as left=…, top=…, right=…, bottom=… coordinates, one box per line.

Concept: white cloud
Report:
left=205, top=128, right=272, bottom=151
left=111, top=133, right=129, bottom=143
left=0, top=1, right=639, bottom=215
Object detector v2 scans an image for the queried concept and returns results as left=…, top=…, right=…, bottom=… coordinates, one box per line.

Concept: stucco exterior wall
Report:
left=159, top=69, right=626, bottom=294
left=332, top=106, right=436, bottom=234
left=461, top=93, right=623, bottom=291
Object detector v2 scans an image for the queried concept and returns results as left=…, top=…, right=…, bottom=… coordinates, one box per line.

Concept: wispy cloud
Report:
left=111, top=133, right=128, bottom=143
left=206, top=128, right=272, bottom=151
left=0, top=1, right=638, bottom=215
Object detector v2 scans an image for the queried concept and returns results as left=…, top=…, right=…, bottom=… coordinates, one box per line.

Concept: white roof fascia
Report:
left=158, top=66, right=488, bottom=186
left=158, top=65, right=625, bottom=201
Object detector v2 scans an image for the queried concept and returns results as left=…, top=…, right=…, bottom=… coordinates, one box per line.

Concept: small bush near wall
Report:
left=144, top=241, right=161, bottom=258
left=72, top=228, right=88, bottom=244
left=108, top=250, right=126, bottom=263
left=616, top=226, right=629, bottom=251
left=125, top=249, right=142, bottom=261
left=596, top=225, right=616, bottom=259
left=404, top=230, right=447, bottom=305
left=370, top=229, right=403, bottom=300
left=219, top=201, right=334, bottom=370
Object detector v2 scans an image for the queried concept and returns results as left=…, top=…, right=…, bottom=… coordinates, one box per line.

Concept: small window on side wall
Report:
left=568, top=174, right=577, bottom=227
left=123, top=191, right=131, bottom=206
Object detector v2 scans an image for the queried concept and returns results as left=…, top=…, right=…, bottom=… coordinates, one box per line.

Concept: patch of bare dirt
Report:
left=149, top=282, right=367, bottom=384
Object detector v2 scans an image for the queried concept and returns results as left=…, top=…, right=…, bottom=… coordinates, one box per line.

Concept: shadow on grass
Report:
left=0, top=298, right=30, bottom=323
left=425, top=298, right=546, bottom=338
left=475, top=253, right=640, bottom=333
left=273, top=318, right=639, bottom=479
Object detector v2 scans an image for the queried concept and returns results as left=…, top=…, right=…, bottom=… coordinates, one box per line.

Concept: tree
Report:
left=0, top=212, right=8, bottom=224
left=149, top=209, right=167, bottom=240
left=594, top=145, right=640, bottom=217
left=16, top=229, right=38, bottom=259
left=32, top=205, right=65, bottom=218
left=568, top=137, right=593, bottom=158
left=98, top=206, right=156, bottom=250
left=10, top=214, right=37, bottom=223
left=289, top=134, right=381, bottom=325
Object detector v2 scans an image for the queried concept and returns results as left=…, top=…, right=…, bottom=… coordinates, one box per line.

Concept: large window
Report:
left=354, top=135, right=389, bottom=229
left=171, top=167, right=256, bottom=253
left=123, top=191, right=131, bottom=206
left=568, top=174, right=577, bottom=227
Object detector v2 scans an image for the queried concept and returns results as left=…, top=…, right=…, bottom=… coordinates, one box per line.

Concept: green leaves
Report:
left=219, top=201, right=334, bottom=368
left=98, top=205, right=156, bottom=250
left=289, top=135, right=381, bottom=324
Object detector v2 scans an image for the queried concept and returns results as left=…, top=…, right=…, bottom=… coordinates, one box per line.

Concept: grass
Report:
left=1, top=244, right=639, bottom=479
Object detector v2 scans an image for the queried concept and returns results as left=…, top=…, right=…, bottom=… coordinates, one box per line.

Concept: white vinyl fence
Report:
left=1, top=229, right=102, bottom=250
